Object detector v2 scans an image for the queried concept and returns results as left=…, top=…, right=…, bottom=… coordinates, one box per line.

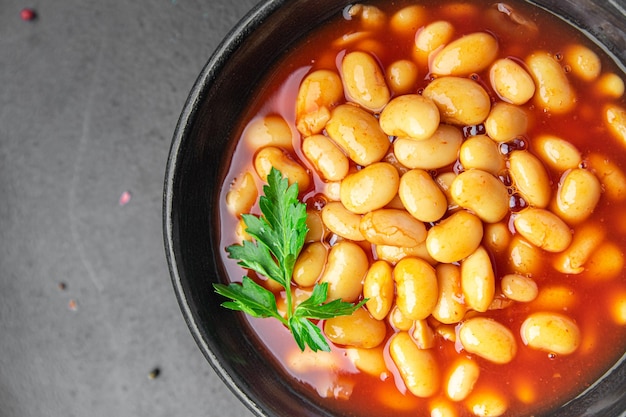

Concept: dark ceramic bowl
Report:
left=164, top=1, right=626, bottom=416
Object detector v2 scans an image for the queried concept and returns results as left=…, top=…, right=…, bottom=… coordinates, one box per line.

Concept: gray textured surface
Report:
left=0, top=1, right=257, bottom=416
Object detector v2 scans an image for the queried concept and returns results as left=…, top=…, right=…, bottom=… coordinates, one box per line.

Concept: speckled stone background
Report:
left=0, top=1, right=258, bottom=416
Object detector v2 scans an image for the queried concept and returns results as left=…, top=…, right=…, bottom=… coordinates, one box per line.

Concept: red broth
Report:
left=219, top=1, right=626, bottom=416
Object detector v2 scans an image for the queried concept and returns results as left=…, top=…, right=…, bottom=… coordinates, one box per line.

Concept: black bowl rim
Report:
left=163, top=0, right=287, bottom=415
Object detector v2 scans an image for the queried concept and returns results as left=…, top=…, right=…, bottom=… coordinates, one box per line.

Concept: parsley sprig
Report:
left=214, top=168, right=366, bottom=352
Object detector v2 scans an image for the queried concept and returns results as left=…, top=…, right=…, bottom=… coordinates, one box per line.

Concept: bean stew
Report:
left=219, top=1, right=626, bottom=416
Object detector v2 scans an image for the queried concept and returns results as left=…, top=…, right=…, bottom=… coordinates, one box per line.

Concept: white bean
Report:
left=342, top=51, right=391, bottom=112
left=553, top=168, right=602, bottom=224
left=529, top=285, right=578, bottom=312
left=302, top=134, right=349, bottom=181
left=596, top=73, right=625, bottom=99
left=340, top=162, right=399, bottom=214
left=526, top=52, right=576, bottom=114
left=324, top=307, right=387, bottom=348
left=305, top=210, right=326, bottom=242
left=426, top=210, right=483, bottom=263
left=461, top=246, right=495, bottom=313
left=610, top=292, right=626, bottom=325
left=533, top=134, right=582, bottom=172
left=450, top=169, right=509, bottom=223
left=235, top=217, right=251, bottom=243
left=423, top=76, right=491, bottom=125
left=375, top=242, right=437, bottom=266
left=509, top=150, right=552, bottom=208
left=380, top=94, right=440, bottom=140
left=459, top=135, right=505, bottom=175
left=394, top=257, right=438, bottom=321
left=388, top=304, right=414, bottom=331
left=414, top=20, right=455, bottom=67
left=435, top=324, right=457, bottom=344
left=513, top=208, right=572, bottom=252
left=435, top=172, right=458, bottom=210
left=393, top=124, right=463, bottom=170
left=412, top=319, right=436, bottom=349
left=564, top=43, right=601, bottom=81
left=605, top=104, right=626, bottom=147
left=508, top=234, right=542, bottom=275
left=296, top=69, right=344, bottom=136
left=387, top=60, right=419, bottom=95
left=391, top=5, right=427, bottom=34
left=346, top=346, right=387, bottom=378
left=322, top=181, right=341, bottom=202
left=520, top=312, right=581, bottom=355
left=483, top=222, right=511, bottom=254
left=399, top=169, right=448, bottom=223
left=360, top=208, right=427, bottom=248
left=553, top=223, right=604, bottom=274
left=466, top=388, right=508, bottom=417
left=445, top=357, right=480, bottom=402
left=389, top=332, right=441, bottom=398
left=429, top=398, right=458, bottom=417
left=319, top=241, right=368, bottom=302
left=489, top=58, right=536, bottom=105
left=431, top=32, right=499, bottom=76
left=346, top=4, right=386, bottom=30
left=587, top=153, right=626, bottom=201
left=459, top=317, right=517, bottom=364
left=501, top=274, right=538, bottom=302
left=485, top=102, right=529, bottom=143
left=432, top=263, right=466, bottom=324
left=363, top=260, right=394, bottom=320
left=326, top=104, right=390, bottom=166
left=243, top=115, right=294, bottom=151
left=293, top=242, right=327, bottom=287
left=225, top=171, right=258, bottom=217
left=586, top=241, right=625, bottom=281
left=254, top=146, right=311, bottom=191
left=321, top=201, right=364, bottom=241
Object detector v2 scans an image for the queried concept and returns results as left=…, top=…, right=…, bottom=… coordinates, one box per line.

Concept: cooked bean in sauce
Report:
left=220, top=1, right=626, bottom=416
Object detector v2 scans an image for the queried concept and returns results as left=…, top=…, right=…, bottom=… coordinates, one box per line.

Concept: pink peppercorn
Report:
left=20, top=8, right=37, bottom=21
left=119, top=190, right=132, bottom=206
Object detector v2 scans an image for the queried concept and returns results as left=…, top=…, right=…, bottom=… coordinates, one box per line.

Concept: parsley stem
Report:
left=285, top=285, right=294, bottom=321
left=285, top=278, right=293, bottom=310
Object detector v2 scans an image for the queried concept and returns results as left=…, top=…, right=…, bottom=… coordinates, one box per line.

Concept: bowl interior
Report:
left=164, top=1, right=626, bottom=416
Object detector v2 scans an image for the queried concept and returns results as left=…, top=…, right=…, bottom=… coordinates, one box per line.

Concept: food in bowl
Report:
left=216, top=0, right=626, bottom=416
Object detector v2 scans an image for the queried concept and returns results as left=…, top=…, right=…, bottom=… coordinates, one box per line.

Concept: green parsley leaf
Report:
left=289, top=315, right=330, bottom=352
left=295, top=283, right=367, bottom=320
left=214, top=167, right=366, bottom=352
left=214, top=276, right=283, bottom=322
left=226, top=234, right=282, bottom=287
